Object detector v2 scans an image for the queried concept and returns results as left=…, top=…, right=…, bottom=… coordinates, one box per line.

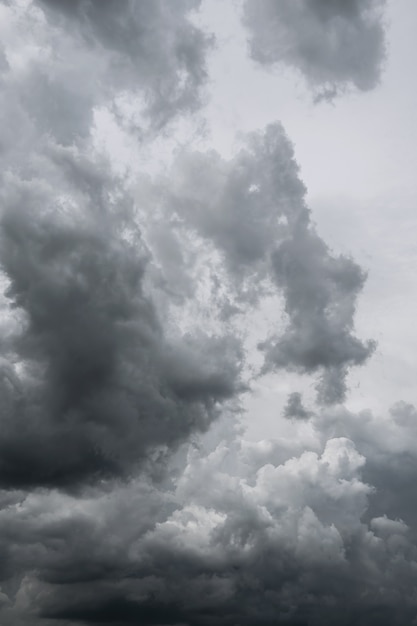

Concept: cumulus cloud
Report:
left=1, top=1, right=415, bottom=625
left=0, top=0, right=212, bottom=153
left=243, top=0, right=387, bottom=98
left=2, top=424, right=417, bottom=625
left=36, top=0, right=212, bottom=129
left=267, top=221, right=376, bottom=403
left=312, top=401, right=417, bottom=541
left=0, top=0, right=242, bottom=490
left=154, top=123, right=374, bottom=403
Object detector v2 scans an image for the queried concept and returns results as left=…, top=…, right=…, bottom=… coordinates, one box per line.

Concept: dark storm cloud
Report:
left=243, top=0, right=387, bottom=98
left=1, top=2, right=415, bottom=625
left=0, top=147, right=243, bottom=489
left=2, top=428, right=417, bottom=625
left=158, top=124, right=374, bottom=402
left=36, top=0, right=212, bottom=130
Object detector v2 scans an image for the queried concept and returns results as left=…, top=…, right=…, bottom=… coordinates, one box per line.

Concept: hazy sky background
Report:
left=1, top=1, right=417, bottom=625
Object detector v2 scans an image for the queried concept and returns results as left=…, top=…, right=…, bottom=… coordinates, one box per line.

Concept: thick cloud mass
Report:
left=2, top=424, right=417, bottom=625
left=156, top=124, right=374, bottom=402
left=268, top=221, right=376, bottom=403
left=1, top=1, right=416, bottom=625
left=243, top=0, right=387, bottom=98
left=0, top=0, right=239, bottom=488
left=0, top=150, right=242, bottom=488
left=314, top=402, right=417, bottom=540
left=0, top=0, right=211, bottom=151
left=36, top=0, right=211, bottom=128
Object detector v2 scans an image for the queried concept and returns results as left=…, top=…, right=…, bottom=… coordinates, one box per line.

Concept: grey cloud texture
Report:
left=0, top=148, right=242, bottom=488
left=1, top=1, right=415, bottom=625
left=284, top=391, right=312, bottom=420
left=0, top=0, right=212, bottom=151
left=36, top=0, right=212, bottom=129
left=155, top=124, right=374, bottom=403
left=268, top=221, right=376, bottom=404
left=2, top=421, right=417, bottom=625
left=0, top=0, right=241, bottom=489
left=243, top=0, right=387, bottom=98
left=313, top=402, right=417, bottom=541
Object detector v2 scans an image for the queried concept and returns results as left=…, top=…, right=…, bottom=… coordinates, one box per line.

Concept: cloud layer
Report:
left=0, top=0, right=242, bottom=489
left=0, top=2, right=415, bottom=626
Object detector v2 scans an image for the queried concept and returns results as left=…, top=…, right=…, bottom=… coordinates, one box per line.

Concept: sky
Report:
left=0, top=1, right=417, bottom=625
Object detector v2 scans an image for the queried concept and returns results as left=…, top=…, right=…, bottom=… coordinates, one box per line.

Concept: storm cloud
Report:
left=2, top=415, right=417, bottom=626
left=0, top=147, right=243, bottom=489
left=0, top=1, right=415, bottom=625
left=36, top=0, right=212, bottom=129
left=243, top=0, right=387, bottom=98
left=0, top=0, right=241, bottom=489
left=155, top=123, right=374, bottom=403
left=0, top=0, right=212, bottom=152
left=284, top=392, right=312, bottom=420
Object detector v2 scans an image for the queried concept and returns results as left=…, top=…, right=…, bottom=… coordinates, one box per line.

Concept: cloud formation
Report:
left=0, top=0, right=212, bottom=153
left=1, top=1, right=415, bottom=625
left=0, top=147, right=243, bottom=489
left=0, top=0, right=240, bottom=489
left=156, top=123, right=374, bottom=403
left=36, top=0, right=212, bottom=129
left=2, top=417, right=417, bottom=626
left=243, top=0, right=387, bottom=98
left=284, top=391, right=313, bottom=420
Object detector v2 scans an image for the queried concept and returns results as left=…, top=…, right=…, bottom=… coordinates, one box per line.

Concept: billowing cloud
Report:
left=267, top=221, right=376, bottom=404
left=2, top=421, right=417, bottom=625
left=1, top=1, right=415, bottom=625
left=0, top=0, right=241, bottom=490
left=284, top=391, right=312, bottom=419
left=313, top=401, right=417, bottom=540
left=154, top=123, right=374, bottom=403
left=0, top=0, right=212, bottom=153
left=36, top=0, right=212, bottom=129
left=242, top=0, right=387, bottom=98
left=0, top=147, right=243, bottom=489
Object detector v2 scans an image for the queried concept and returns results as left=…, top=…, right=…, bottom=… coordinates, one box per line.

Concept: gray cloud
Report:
left=243, top=0, right=387, bottom=98
left=284, top=391, right=313, bottom=420
left=314, top=402, right=417, bottom=540
left=2, top=426, right=417, bottom=625
left=266, top=221, right=376, bottom=403
left=0, top=147, right=243, bottom=489
left=36, top=0, right=212, bottom=132
left=0, top=0, right=212, bottom=151
left=156, top=123, right=374, bottom=403
left=0, top=0, right=242, bottom=490
left=1, top=2, right=415, bottom=625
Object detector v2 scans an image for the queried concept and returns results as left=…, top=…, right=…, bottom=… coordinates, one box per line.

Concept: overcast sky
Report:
left=1, top=1, right=417, bottom=625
